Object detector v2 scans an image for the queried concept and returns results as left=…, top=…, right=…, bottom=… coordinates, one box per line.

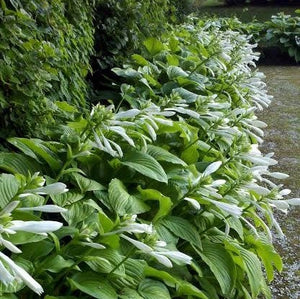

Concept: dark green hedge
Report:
left=0, top=0, right=95, bottom=138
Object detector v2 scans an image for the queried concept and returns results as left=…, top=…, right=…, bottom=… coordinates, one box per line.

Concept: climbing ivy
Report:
left=0, top=0, right=95, bottom=137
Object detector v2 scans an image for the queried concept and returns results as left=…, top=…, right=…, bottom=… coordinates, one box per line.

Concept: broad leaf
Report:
left=0, top=153, right=41, bottom=175
left=0, top=174, right=19, bottom=208
left=121, top=151, right=168, bottom=183
left=167, top=66, right=188, bottom=80
left=146, top=145, right=186, bottom=166
left=8, top=138, right=62, bottom=170
left=70, top=272, right=117, bottom=299
left=71, top=173, right=105, bottom=193
left=62, top=201, right=95, bottom=226
left=143, top=38, right=164, bottom=56
left=42, top=255, right=74, bottom=273
left=160, top=216, right=202, bottom=247
left=138, top=279, right=171, bottom=299
left=137, top=187, right=172, bottom=222
left=108, top=179, right=150, bottom=215
left=196, top=239, right=236, bottom=295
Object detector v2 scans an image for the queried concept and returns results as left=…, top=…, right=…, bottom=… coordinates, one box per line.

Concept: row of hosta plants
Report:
left=201, top=12, right=300, bottom=63
left=0, top=18, right=299, bottom=298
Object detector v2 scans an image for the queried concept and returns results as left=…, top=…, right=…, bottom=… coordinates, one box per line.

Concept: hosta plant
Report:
left=0, top=17, right=299, bottom=298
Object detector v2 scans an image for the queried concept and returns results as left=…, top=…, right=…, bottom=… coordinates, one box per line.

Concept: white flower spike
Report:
left=0, top=252, right=43, bottom=295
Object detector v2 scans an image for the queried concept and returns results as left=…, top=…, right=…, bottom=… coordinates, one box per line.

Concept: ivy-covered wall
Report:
left=0, top=0, right=95, bottom=138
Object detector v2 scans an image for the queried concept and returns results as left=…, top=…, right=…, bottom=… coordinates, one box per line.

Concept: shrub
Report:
left=0, top=0, right=95, bottom=138
left=0, top=18, right=298, bottom=298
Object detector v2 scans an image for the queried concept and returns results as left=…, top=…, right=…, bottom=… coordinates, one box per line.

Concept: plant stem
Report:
left=108, top=247, right=136, bottom=276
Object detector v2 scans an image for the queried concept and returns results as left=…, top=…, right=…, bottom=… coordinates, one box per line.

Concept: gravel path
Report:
left=258, top=66, right=300, bottom=299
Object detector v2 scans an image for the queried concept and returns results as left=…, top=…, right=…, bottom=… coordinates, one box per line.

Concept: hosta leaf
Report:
left=225, top=241, right=264, bottom=298
left=167, top=66, right=188, bottom=79
left=132, top=54, right=149, bottom=66
left=239, top=247, right=264, bottom=298
left=121, top=151, right=168, bottom=183
left=0, top=174, right=19, bottom=209
left=119, top=288, right=143, bottom=299
left=160, top=216, right=202, bottom=247
left=62, top=201, right=95, bottom=226
left=144, top=266, right=208, bottom=299
left=124, top=259, right=147, bottom=286
left=246, top=236, right=282, bottom=281
left=173, top=87, right=199, bottom=103
left=138, top=279, right=171, bottom=299
left=51, top=192, right=84, bottom=207
left=196, top=240, right=236, bottom=296
left=112, top=67, right=142, bottom=80
left=42, top=255, right=74, bottom=273
left=71, top=173, right=105, bottom=193
left=137, top=187, right=172, bottom=222
left=108, top=179, right=149, bottom=215
left=146, top=145, right=186, bottom=166
left=8, top=138, right=62, bottom=170
left=69, top=272, right=117, bottom=299
left=0, top=153, right=41, bottom=175
left=85, top=256, right=114, bottom=274
left=143, top=37, right=164, bottom=56
left=177, top=281, right=209, bottom=299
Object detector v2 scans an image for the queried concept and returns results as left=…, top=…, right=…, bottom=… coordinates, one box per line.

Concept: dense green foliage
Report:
left=1, top=15, right=299, bottom=298
left=0, top=0, right=94, bottom=137
left=92, top=0, right=171, bottom=71
left=207, top=12, right=300, bottom=62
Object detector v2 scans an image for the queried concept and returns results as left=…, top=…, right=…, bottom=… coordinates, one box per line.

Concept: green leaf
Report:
left=225, top=241, right=264, bottom=298
left=8, top=138, right=62, bottom=170
left=69, top=272, right=117, bottom=299
left=0, top=173, right=19, bottom=208
left=112, top=68, right=142, bottom=80
left=132, top=54, right=149, bottom=66
left=173, top=87, right=199, bottom=103
left=85, top=256, right=114, bottom=274
left=169, top=36, right=180, bottom=52
left=0, top=153, right=41, bottom=175
left=108, top=179, right=150, bottom=215
left=138, top=279, right=170, bottom=299
left=42, top=255, right=74, bottom=273
left=143, top=38, right=164, bottom=56
left=246, top=236, right=282, bottom=282
left=146, top=145, right=187, bottom=166
left=144, top=266, right=208, bottom=298
left=160, top=216, right=202, bottom=247
left=71, top=173, right=106, bottom=193
left=196, top=239, right=236, bottom=295
left=239, top=247, right=264, bottom=298
left=51, top=191, right=84, bottom=207
left=21, top=240, right=54, bottom=260
left=181, top=143, right=200, bottom=164
left=137, top=187, right=172, bottom=222
left=121, top=151, right=168, bottom=183
left=55, top=101, right=78, bottom=113
left=119, top=289, right=143, bottom=299
left=62, top=201, right=95, bottom=226
left=177, top=281, right=209, bottom=299
left=166, top=54, right=179, bottom=66
left=167, top=66, right=188, bottom=80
